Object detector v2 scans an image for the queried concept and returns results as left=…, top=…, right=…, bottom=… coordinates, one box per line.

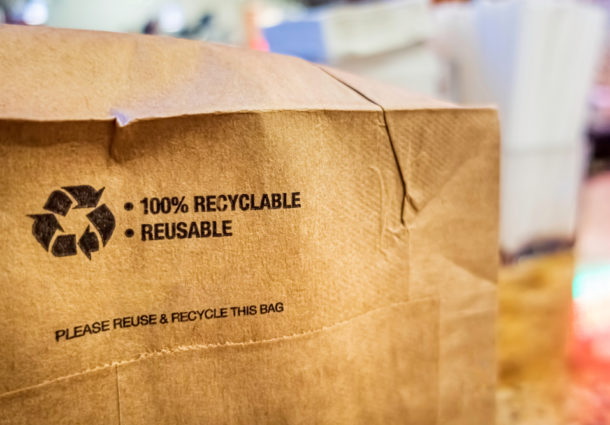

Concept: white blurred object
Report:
left=46, top=0, right=159, bottom=32
left=502, top=144, right=588, bottom=254
left=322, top=0, right=433, bottom=61
left=22, top=0, right=49, bottom=25
left=335, top=45, right=441, bottom=95
left=45, top=0, right=245, bottom=44
left=435, top=0, right=607, bottom=255
left=158, top=2, right=185, bottom=33
left=264, top=0, right=441, bottom=96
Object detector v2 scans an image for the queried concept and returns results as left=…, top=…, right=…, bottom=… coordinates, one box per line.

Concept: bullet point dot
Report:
left=124, top=202, right=134, bottom=211
left=125, top=229, right=134, bottom=238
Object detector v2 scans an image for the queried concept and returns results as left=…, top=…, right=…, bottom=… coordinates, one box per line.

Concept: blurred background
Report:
left=1, top=0, right=609, bottom=422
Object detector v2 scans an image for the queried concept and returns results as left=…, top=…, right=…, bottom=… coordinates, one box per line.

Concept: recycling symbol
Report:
left=28, top=185, right=115, bottom=259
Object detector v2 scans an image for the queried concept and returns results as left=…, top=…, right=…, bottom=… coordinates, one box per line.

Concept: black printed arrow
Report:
left=78, top=226, right=99, bottom=260
left=28, top=214, right=63, bottom=251
left=43, top=190, right=72, bottom=216
left=86, top=204, right=115, bottom=246
left=52, top=234, right=77, bottom=257
left=62, top=185, right=104, bottom=208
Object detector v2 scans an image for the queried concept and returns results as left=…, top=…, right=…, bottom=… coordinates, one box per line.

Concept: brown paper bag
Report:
left=0, top=25, right=499, bottom=424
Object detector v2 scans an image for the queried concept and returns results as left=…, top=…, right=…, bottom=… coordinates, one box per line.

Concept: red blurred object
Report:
left=569, top=172, right=610, bottom=423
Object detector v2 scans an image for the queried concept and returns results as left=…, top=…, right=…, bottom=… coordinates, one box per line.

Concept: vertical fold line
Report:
left=318, top=66, right=413, bottom=224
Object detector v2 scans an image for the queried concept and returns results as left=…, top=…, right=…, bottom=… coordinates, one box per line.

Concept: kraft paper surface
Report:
left=0, top=25, right=499, bottom=424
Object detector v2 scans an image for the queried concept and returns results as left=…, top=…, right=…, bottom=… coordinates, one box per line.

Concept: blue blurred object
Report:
left=263, top=18, right=327, bottom=63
